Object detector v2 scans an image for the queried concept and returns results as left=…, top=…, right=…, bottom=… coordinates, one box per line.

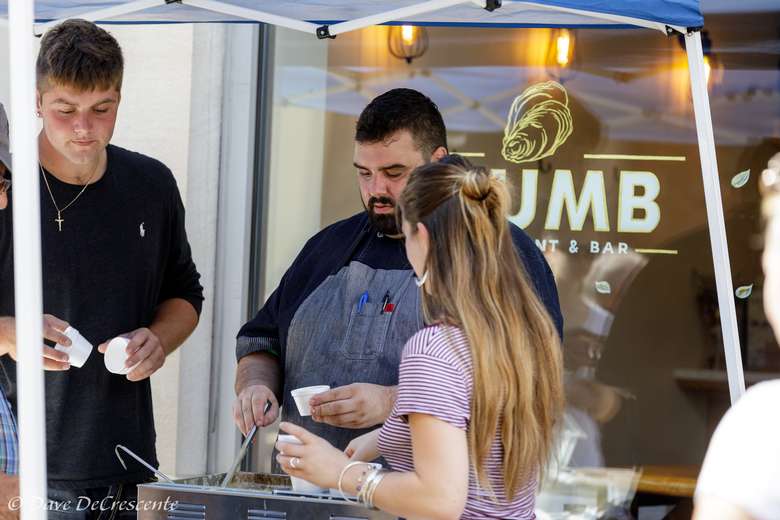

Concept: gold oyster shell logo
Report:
left=501, top=81, right=573, bottom=164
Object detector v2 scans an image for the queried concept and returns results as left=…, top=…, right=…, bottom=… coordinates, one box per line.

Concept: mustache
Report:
left=369, top=196, right=395, bottom=208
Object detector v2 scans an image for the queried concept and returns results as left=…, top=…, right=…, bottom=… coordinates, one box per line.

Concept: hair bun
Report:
left=461, top=167, right=492, bottom=202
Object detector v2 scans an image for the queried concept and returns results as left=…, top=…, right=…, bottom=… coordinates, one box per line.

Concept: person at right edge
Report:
left=693, top=152, right=780, bottom=520
left=232, top=88, right=563, bottom=458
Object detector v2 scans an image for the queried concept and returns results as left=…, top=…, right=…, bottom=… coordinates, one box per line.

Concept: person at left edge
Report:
left=0, top=20, right=203, bottom=519
left=0, top=103, right=20, bottom=520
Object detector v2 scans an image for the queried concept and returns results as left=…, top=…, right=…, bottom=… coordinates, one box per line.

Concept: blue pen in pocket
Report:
left=357, top=291, right=369, bottom=314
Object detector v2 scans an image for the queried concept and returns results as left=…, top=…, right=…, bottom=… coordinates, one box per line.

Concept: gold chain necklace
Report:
left=40, top=162, right=99, bottom=232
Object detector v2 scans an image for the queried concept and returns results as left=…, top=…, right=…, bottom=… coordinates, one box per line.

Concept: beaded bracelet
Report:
left=355, top=464, right=382, bottom=497
left=364, top=469, right=387, bottom=509
left=338, top=461, right=380, bottom=504
left=355, top=467, right=377, bottom=505
left=357, top=467, right=387, bottom=508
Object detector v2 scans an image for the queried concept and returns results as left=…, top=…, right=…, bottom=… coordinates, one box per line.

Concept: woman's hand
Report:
left=275, top=422, right=349, bottom=490
left=345, top=429, right=381, bottom=461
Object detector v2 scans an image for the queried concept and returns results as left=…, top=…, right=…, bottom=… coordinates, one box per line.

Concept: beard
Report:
left=365, top=195, right=400, bottom=236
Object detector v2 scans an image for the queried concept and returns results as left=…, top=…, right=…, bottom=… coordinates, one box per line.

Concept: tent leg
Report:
left=685, top=31, right=746, bottom=403
left=9, top=0, right=48, bottom=517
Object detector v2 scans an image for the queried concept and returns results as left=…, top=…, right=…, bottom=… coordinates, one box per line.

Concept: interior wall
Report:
left=321, top=114, right=363, bottom=225
left=263, top=28, right=329, bottom=297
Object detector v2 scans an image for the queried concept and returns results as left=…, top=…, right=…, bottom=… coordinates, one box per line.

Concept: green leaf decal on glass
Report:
left=735, top=284, right=753, bottom=299
left=731, top=169, right=750, bottom=189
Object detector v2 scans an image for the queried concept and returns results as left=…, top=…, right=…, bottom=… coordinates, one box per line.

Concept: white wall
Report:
left=206, top=23, right=259, bottom=474
left=176, top=23, right=225, bottom=479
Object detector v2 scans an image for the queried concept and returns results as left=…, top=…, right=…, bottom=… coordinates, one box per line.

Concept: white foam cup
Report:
left=277, top=434, right=326, bottom=494
left=54, top=326, right=93, bottom=368
left=290, top=385, right=330, bottom=416
left=104, top=337, right=139, bottom=375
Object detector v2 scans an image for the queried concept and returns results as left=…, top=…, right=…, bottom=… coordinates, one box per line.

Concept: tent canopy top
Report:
left=0, top=1, right=703, bottom=36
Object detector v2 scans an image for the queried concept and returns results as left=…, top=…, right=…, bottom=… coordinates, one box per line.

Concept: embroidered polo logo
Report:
left=140, top=222, right=146, bottom=238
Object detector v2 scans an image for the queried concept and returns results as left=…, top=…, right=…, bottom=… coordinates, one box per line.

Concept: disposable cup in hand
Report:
left=277, top=434, right=326, bottom=494
left=290, top=385, right=330, bottom=416
left=104, top=337, right=139, bottom=375
left=54, top=326, right=93, bottom=368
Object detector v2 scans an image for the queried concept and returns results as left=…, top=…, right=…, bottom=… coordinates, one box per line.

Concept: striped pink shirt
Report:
left=378, top=325, right=537, bottom=519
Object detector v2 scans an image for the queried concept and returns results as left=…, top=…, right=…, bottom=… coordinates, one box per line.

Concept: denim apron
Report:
left=281, top=230, right=424, bottom=453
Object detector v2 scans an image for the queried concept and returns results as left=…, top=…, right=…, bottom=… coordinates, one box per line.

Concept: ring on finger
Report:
left=290, top=457, right=300, bottom=469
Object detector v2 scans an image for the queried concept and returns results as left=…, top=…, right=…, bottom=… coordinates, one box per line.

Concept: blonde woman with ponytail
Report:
left=276, top=162, right=565, bottom=519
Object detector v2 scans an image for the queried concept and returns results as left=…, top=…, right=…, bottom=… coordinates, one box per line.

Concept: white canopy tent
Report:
left=1, top=0, right=744, bottom=517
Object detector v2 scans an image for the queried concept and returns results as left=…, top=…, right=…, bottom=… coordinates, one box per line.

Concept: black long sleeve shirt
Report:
left=0, top=144, right=203, bottom=488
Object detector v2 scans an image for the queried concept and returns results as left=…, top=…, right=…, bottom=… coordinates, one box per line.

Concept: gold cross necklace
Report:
left=40, top=161, right=100, bottom=232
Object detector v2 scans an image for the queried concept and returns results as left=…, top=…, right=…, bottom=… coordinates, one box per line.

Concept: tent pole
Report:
left=34, top=0, right=320, bottom=36
left=9, top=0, right=48, bottom=517
left=685, top=31, right=746, bottom=403
left=35, top=0, right=165, bottom=35
left=327, top=0, right=471, bottom=37
left=185, top=0, right=318, bottom=34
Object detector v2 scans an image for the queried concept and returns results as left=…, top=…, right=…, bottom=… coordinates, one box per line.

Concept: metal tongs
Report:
left=220, top=399, right=271, bottom=488
left=115, top=444, right=174, bottom=483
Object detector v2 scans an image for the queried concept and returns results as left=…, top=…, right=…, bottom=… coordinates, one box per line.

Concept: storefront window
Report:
left=264, top=12, right=780, bottom=515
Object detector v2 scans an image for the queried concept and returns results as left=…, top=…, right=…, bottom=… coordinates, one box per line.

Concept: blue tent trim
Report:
left=518, top=0, right=703, bottom=29
left=310, top=20, right=643, bottom=30
left=30, top=19, right=642, bottom=30
left=1, top=1, right=704, bottom=32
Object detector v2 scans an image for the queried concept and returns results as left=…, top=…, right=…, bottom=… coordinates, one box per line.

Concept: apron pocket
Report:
left=340, top=301, right=393, bottom=360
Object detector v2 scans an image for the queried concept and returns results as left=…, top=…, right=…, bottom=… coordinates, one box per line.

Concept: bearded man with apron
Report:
left=233, top=89, right=563, bottom=461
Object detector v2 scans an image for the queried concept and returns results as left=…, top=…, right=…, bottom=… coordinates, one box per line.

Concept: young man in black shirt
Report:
left=0, top=20, right=203, bottom=518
